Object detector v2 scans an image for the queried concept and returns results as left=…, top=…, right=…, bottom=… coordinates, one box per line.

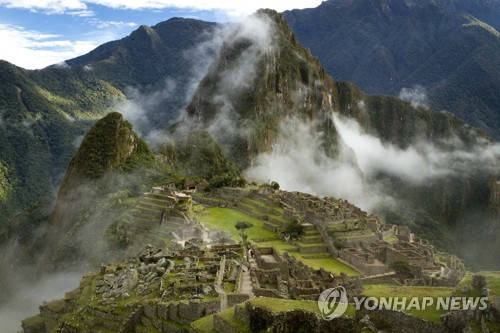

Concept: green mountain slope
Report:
left=0, top=60, right=121, bottom=223
left=284, top=0, right=500, bottom=139
left=0, top=18, right=216, bottom=224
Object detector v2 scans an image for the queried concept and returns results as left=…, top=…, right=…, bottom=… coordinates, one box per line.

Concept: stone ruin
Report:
left=249, top=188, right=466, bottom=286
left=250, top=246, right=363, bottom=301
left=23, top=244, right=252, bottom=333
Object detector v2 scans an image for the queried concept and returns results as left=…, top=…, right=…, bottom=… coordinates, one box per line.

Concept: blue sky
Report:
left=0, top=1, right=323, bottom=69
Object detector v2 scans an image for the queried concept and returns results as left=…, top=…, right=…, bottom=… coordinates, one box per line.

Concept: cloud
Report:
left=398, top=85, right=428, bottom=108
left=188, top=14, right=275, bottom=146
left=0, top=270, right=83, bottom=332
left=245, top=113, right=500, bottom=213
left=0, top=23, right=100, bottom=69
left=0, top=1, right=324, bottom=17
left=0, top=0, right=91, bottom=15
left=87, top=18, right=137, bottom=29
left=334, top=114, right=500, bottom=184
left=244, top=117, right=390, bottom=212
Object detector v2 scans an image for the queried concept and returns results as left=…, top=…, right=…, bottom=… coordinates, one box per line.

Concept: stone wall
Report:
left=226, top=294, right=250, bottom=308
left=213, top=314, right=240, bottom=333
left=357, top=308, right=446, bottom=333
left=339, top=249, right=389, bottom=276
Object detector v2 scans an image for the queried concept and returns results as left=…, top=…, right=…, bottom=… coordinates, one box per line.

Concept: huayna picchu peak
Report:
left=0, top=4, right=498, bottom=333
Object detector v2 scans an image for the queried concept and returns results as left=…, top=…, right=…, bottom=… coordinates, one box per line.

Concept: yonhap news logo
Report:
left=318, top=286, right=349, bottom=320
left=318, top=286, right=489, bottom=321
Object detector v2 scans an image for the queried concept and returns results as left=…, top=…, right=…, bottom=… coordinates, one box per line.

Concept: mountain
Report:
left=0, top=6, right=497, bottom=271
left=50, top=112, right=152, bottom=232
left=0, top=60, right=120, bottom=225
left=184, top=9, right=498, bottom=268
left=283, top=0, right=500, bottom=139
left=0, top=8, right=498, bottom=331
left=0, top=18, right=216, bottom=225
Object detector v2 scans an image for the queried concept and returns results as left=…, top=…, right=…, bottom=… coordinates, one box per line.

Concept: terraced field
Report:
left=195, top=193, right=360, bottom=276
left=122, top=192, right=188, bottom=249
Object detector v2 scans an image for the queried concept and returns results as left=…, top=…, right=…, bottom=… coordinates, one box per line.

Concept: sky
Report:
left=0, top=0, right=323, bottom=69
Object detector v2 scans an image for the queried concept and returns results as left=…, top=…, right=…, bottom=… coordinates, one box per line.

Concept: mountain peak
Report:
left=185, top=9, right=341, bottom=168
left=50, top=112, right=151, bottom=229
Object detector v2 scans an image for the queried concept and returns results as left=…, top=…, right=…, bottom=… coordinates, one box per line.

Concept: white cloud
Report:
left=398, top=85, right=428, bottom=108
left=0, top=0, right=91, bottom=15
left=87, top=18, right=137, bottom=29
left=0, top=0, right=324, bottom=17
left=0, top=24, right=114, bottom=69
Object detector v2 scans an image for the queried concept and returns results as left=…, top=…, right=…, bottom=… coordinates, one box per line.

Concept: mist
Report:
left=245, top=117, right=394, bottom=212
left=0, top=271, right=82, bottom=332
left=334, top=114, right=500, bottom=185
left=398, top=85, right=428, bottom=108
left=116, top=22, right=235, bottom=146
left=245, top=113, right=500, bottom=213
left=0, top=165, right=167, bottom=331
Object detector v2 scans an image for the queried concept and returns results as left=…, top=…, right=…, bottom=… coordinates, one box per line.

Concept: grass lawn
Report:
left=250, top=297, right=356, bottom=317
left=479, top=271, right=500, bottom=297
left=362, top=283, right=455, bottom=322
left=198, top=207, right=360, bottom=276
left=217, top=307, right=250, bottom=333
left=191, top=314, right=216, bottom=333
left=198, top=207, right=275, bottom=240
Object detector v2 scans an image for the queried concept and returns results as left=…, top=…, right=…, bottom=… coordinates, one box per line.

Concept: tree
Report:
left=235, top=221, right=253, bottom=249
left=389, top=261, right=412, bottom=277
left=279, top=218, right=304, bottom=242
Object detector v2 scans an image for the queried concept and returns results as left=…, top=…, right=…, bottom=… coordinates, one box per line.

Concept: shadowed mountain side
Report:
left=284, top=0, right=500, bottom=139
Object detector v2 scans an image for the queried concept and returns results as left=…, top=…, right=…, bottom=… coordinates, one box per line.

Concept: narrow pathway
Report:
left=240, top=260, right=256, bottom=297
left=359, top=271, right=396, bottom=280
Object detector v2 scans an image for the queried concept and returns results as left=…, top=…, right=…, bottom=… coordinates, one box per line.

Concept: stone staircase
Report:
left=295, top=223, right=328, bottom=254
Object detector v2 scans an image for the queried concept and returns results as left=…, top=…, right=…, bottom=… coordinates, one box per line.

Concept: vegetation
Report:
left=278, top=218, right=305, bottom=241
left=235, top=221, right=254, bottom=249
left=362, top=283, right=455, bottom=322
left=285, top=0, right=500, bottom=139
left=250, top=297, right=356, bottom=317
left=172, top=130, right=245, bottom=189
left=389, top=261, right=412, bottom=278
left=198, top=206, right=359, bottom=276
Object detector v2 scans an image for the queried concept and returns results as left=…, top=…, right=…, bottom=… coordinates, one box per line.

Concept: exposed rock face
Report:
left=186, top=9, right=345, bottom=169
left=51, top=112, right=151, bottom=231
